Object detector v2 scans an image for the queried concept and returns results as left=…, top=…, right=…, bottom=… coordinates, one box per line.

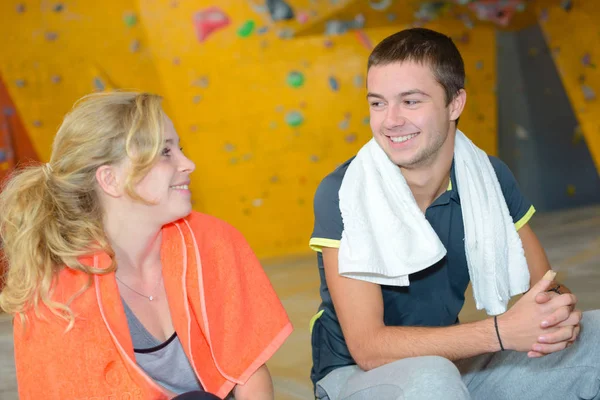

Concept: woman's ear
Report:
left=95, top=165, right=123, bottom=198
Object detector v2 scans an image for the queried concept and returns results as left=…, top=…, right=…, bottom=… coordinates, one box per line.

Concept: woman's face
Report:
left=132, top=116, right=196, bottom=226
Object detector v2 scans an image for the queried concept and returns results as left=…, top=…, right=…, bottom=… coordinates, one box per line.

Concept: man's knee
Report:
left=402, top=356, right=468, bottom=399
left=582, top=310, right=600, bottom=329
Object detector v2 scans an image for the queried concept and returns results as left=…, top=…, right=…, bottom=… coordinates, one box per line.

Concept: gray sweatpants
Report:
left=315, top=310, right=600, bottom=400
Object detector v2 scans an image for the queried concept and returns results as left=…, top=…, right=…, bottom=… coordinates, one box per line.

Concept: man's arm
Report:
left=233, top=364, right=274, bottom=400
left=322, top=247, right=566, bottom=371
left=519, top=223, right=571, bottom=293
left=518, top=223, right=581, bottom=356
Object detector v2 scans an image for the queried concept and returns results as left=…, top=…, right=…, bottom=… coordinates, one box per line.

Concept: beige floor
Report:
left=1, top=204, right=599, bottom=399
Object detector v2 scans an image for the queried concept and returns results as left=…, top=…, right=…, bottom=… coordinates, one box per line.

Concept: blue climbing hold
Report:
left=329, top=76, right=339, bottom=91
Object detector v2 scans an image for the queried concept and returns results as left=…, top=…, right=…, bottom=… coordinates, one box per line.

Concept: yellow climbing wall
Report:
left=0, top=0, right=496, bottom=259
left=536, top=1, right=600, bottom=175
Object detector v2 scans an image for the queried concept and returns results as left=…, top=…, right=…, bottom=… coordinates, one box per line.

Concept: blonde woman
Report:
left=0, top=92, right=292, bottom=400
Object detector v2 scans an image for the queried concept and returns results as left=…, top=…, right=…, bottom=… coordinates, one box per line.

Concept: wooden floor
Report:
left=1, top=204, right=599, bottom=399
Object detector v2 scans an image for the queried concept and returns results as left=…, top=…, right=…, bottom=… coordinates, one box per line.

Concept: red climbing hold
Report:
left=193, top=7, right=230, bottom=43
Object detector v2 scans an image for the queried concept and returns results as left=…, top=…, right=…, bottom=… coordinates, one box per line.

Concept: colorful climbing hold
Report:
left=32, top=120, right=42, bottom=127
left=582, top=53, right=595, bottom=68
left=363, top=116, right=370, bottom=125
left=173, top=57, right=181, bottom=66
left=123, top=12, right=138, bottom=27
left=328, top=76, right=339, bottom=91
left=3, top=107, right=15, bottom=116
left=270, top=175, right=280, bottom=183
left=566, top=184, right=576, bottom=196
left=267, top=0, right=294, bottom=21
left=278, top=28, right=295, bottom=39
left=45, top=32, right=58, bottom=41
left=256, top=26, right=269, bottom=35
left=51, top=75, right=62, bottom=84
left=192, top=76, right=209, bottom=88
left=561, top=0, right=572, bottom=12
left=15, top=79, right=26, bottom=88
left=324, top=39, right=334, bottom=48
left=238, top=20, right=255, bottom=38
left=193, top=7, right=230, bottom=43
left=0, top=150, right=6, bottom=163
left=369, top=0, right=392, bottom=11
left=339, top=119, right=349, bottom=130
left=93, top=77, right=105, bottom=91
left=224, top=143, right=236, bottom=152
left=475, top=60, right=483, bottom=70
left=16, top=3, right=26, bottom=13
left=53, top=3, right=64, bottom=12
left=285, top=111, right=304, bottom=127
left=355, top=30, right=373, bottom=50
left=130, top=39, right=140, bottom=52
left=309, top=154, right=320, bottom=163
left=297, top=11, right=309, bottom=24
left=252, top=198, right=263, bottom=207
left=345, top=133, right=357, bottom=143
left=353, top=75, right=364, bottom=88
left=515, top=124, right=529, bottom=140
left=287, top=71, right=305, bottom=88
left=192, top=95, right=202, bottom=104
left=582, top=84, right=596, bottom=101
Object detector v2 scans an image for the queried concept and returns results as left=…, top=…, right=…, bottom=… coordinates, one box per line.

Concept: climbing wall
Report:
left=0, top=75, right=39, bottom=183
left=0, top=0, right=497, bottom=259
left=535, top=1, right=600, bottom=175
left=0, top=1, right=165, bottom=160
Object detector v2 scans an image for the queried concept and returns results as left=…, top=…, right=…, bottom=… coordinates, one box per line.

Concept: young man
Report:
left=309, top=28, right=599, bottom=400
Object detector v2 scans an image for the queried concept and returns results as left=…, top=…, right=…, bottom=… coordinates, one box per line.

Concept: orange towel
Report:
left=13, top=211, right=293, bottom=399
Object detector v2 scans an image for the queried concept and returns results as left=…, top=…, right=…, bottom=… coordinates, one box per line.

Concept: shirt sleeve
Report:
left=489, top=155, right=536, bottom=230
left=309, top=173, right=344, bottom=252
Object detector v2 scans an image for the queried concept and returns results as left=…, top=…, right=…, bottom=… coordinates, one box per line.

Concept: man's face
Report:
left=366, top=61, right=464, bottom=169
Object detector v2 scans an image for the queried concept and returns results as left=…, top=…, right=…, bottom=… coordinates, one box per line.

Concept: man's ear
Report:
left=95, top=165, right=123, bottom=198
left=449, top=88, right=467, bottom=122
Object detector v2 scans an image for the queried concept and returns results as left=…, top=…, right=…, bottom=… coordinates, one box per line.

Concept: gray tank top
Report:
left=121, top=299, right=203, bottom=395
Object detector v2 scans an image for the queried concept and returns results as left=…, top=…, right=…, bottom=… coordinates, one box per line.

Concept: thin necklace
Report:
left=115, top=274, right=163, bottom=301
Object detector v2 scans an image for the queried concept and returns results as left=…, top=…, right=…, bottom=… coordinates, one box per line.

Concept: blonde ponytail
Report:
left=0, top=91, right=165, bottom=328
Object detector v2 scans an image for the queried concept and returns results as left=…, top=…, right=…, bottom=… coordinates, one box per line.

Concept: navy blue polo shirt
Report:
left=308, top=155, right=535, bottom=387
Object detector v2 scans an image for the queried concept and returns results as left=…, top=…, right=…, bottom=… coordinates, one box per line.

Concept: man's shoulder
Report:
left=315, top=156, right=356, bottom=199
left=487, top=155, right=515, bottom=184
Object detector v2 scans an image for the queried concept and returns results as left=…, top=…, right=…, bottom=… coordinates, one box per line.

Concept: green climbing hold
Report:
left=238, top=20, right=255, bottom=38
left=287, top=71, right=305, bottom=88
left=124, top=12, right=138, bottom=27
left=285, top=111, right=304, bottom=127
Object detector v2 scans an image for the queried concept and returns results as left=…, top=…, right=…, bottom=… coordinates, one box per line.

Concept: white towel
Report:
left=338, top=129, right=530, bottom=315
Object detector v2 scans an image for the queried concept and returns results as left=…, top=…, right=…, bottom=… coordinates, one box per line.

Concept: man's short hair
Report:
left=368, top=28, right=465, bottom=107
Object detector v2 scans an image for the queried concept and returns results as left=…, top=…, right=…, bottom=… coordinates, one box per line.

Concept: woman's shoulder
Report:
left=182, top=211, right=247, bottom=242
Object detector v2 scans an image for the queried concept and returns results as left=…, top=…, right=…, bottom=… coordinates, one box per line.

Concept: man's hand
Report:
left=497, top=271, right=579, bottom=355
left=527, top=287, right=582, bottom=357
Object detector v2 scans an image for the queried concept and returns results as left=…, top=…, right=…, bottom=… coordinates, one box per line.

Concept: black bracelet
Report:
left=494, top=315, right=505, bottom=351
left=547, top=284, right=562, bottom=294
